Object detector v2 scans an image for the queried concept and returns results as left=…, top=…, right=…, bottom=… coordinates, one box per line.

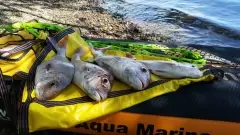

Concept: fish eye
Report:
left=103, top=78, right=108, bottom=83
left=46, top=64, right=51, bottom=71
left=49, top=82, right=56, bottom=87
left=141, top=67, right=147, bottom=73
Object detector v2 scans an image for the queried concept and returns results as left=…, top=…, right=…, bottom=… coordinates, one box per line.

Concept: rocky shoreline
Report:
left=0, top=0, right=169, bottom=42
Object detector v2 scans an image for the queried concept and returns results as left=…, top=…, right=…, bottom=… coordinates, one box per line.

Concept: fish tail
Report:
left=71, top=47, right=86, bottom=63
left=60, top=38, right=67, bottom=49
left=58, top=38, right=68, bottom=57
left=89, top=42, right=96, bottom=51
left=89, top=42, right=98, bottom=56
left=89, top=42, right=111, bottom=55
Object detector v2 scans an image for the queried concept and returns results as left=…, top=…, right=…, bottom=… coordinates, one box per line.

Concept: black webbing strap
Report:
left=0, top=33, right=26, bottom=46
left=0, top=40, right=43, bottom=56
left=0, top=69, right=11, bottom=121
left=0, top=40, right=44, bottom=62
left=26, top=28, right=75, bottom=102
left=18, top=28, right=75, bottom=135
left=0, top=69, right=27, bottom=128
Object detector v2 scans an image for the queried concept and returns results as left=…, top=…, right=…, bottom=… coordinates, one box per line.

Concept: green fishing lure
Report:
left=85, top=40, right=206, bottom=67
left=0, top=21, right=67, bottom=39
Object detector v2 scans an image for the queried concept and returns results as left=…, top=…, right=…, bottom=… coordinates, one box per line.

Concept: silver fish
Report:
left=89, top=43, right=150, bottom=90
left=35, top=37, right=74, bottom=100
left=137, top=60, right=203, bottom=78
left=71, top=48, right=114, bottom=102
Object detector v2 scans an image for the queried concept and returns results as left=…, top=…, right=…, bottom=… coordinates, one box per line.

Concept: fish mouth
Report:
left=91, top=90, right=108, bottom=102
left=86, top=76, right=112, bottom=102
left=35, top=83, right=44, bottom=99
left=133, top=77, right=148, bottom=90
left=135, top=72, right=150, bottom=90
left=139, top=78, right=147, bottom=90
left=35, top=82, right=59, bottom=100
left=141, top=80, right=146, bottom=89
left=193, top=70, right=203, bottom=78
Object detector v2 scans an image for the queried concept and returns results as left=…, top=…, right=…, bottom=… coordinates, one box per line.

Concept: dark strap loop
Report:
left=0, top=40, right=43, bottom=56
left=0, top=69, right=11, bottom=120
left=16, top=28, right=75, bottom=135
left=0, top=40, right=44, bottom=62
left=13, top=71, right=28, bottom=81
left=0, top=70, right=27, bottom=126
left=18, top=102, right=30, bottom=135
left=26, top=41, right=53, bottom=101
left=0, top=33, right=26, bottom=45
left=26, top=28, right=75, bottom=102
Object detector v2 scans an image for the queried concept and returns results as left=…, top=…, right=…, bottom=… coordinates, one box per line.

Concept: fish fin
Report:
left=100, top=46, right=111, bottom=52
left=89, top=42, right=98, bottom=55
left=89, top=43, right=110, bottom=53
left=126, top=52, right=136, bottom=60
left=71, top=46, right=90, bottom=64
left=57, top=38, right=68, bottom=57
left=89, top=43, right=111, bottom=57
left=89, top=42, right=95, bottom=50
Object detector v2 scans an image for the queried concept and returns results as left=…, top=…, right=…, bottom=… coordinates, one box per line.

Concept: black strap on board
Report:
left=26, top=28, right=75, bottom=102
left=0, top=69, right=11, bottom=121
left=17, top=28, right=75, bottom=135
left=0, top=33, right=26, bottom=46
left=0, top=40, right=44, bottom=62
left=0, top=69, right=27, bottom=126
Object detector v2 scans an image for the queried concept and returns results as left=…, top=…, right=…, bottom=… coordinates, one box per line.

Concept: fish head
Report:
left=35, top=76, right=69, bottom=100
left=35, top=60, right=74, bottom=100
left=83, top=66, right=114, bottom=102
left=180, top=63, right=203, bottom=78
left=123, top=60, right=150, bottom=90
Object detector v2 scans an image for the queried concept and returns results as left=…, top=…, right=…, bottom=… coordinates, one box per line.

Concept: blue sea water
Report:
left=102, top=0, right=240, bottom=47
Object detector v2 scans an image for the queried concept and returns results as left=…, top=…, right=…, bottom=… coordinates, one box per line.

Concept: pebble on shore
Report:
left=0, top=0, right=169, bottom=42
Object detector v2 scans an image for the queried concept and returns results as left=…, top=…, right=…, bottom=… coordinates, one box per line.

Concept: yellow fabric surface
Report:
left=28, top=73, right=214, bottom=132
left=0, top=50, right=36, bottom=76
left=0, top=30, right=36, bottom=76
left=0, top=29, right=216, bottom=133
left=0, top=30, right=34, bottom=47
left=25, top=37, right=214, bottom=132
